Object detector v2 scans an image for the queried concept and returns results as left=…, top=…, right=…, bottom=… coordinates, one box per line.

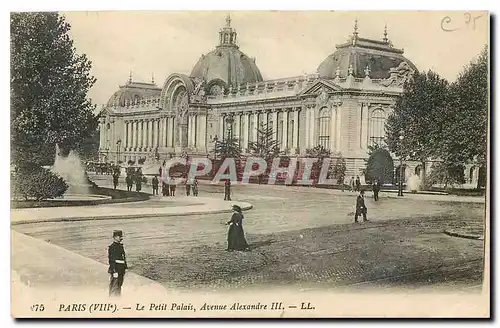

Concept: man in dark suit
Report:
left=372, top=179, right=380, bottom=201
left=355, top=190, right=369, bottom=223
left=108, top=230, right=128, bottom=297
left=224, top=179, right=232, bottom=201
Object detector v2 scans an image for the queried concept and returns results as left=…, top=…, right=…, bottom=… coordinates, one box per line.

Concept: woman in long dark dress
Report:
left=226, top=205, right=249, bottom=252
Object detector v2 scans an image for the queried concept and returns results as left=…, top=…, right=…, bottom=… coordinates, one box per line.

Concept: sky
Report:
left=62, top=11, right=489, bottom=106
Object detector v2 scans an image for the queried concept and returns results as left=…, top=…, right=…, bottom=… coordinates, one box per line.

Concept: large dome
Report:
left=189, top=14, right=263, bottom=94
left=107, top=80, right=161, bottom=107
left=317, top=25, right=417, bottom=79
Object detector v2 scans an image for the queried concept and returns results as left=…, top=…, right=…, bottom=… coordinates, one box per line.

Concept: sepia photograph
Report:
left=10, top=10, right=490, bottom=318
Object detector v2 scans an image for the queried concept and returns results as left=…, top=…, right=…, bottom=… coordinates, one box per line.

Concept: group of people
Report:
left=125, top=168, right=143, bottom=192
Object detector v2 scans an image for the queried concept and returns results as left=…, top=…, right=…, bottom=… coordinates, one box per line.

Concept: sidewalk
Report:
left=197, top=179, right=486, bottom=204
left=11, top=196, right=252, bottom=225
left=12, top=230, right=167, bottom=306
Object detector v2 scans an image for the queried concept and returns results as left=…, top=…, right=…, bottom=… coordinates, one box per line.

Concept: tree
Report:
left=425, top=162, right=465, bottom=189
left=248, top=122, right=282, bottom=161
left=385, top=70, right=449, bottom=187
left=213, top=137, right=242, bottom=160
left=364, top=144, right=395, bottom=184
left=12, top=166, right=68, bottom=201
left=331, top=153, right=347, bottom=186
left=304, top=145, right=332, bottom=183
left=11, top=12, right=97, bottom=167
left=437, top=46, right=488, bottom=190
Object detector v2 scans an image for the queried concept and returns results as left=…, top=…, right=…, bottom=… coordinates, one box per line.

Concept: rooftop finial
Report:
left=383, top=24, right=388, bottom=43
left=128, top=71, right=132, bottom=84
left=226, top=13, right=231, bottom=28
left=352, top=19, right=359, bottom=45
left=151, top=72, right=155, bottom=84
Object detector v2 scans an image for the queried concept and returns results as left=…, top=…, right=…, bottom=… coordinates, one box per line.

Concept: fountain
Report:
left=50, top=144, right=110, bottom=201
left=406, top=174, right=421, bottom=193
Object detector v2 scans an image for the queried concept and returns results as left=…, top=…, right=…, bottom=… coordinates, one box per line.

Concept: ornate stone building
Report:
left=98, top=15, right=482, bottom=184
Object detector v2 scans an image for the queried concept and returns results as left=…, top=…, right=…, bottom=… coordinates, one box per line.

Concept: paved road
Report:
left=13, top=174, right=486, bottom=291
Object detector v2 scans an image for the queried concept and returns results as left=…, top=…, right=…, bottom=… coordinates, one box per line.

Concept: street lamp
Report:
left=213, top=135, right=219, bottom=160
left=226, top=114, right=234, bottom=140
left=116, top=138, right=122, bottom=164
left=398, top=131, right=404, bottom=197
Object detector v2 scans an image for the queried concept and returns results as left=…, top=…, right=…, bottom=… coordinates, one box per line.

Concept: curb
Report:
left=443, top=229, right=484, bottom=240
left=11, top=204, right=253, bottom=226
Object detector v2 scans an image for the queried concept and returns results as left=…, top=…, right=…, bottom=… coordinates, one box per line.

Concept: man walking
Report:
left=112, top=173, right=119, bottom=190
left=372, top=180, right=380, bottom=201
left=108, top=230, right=128, bottom=297
left=192, top=178, right=199, bottom=197
left=355, top=176, right=361, bottom=192
left=224, top=179, right=232, bottom=201
left=152, top=175, right=159, bottom=196
left=354, top=190, right=369, bottom=223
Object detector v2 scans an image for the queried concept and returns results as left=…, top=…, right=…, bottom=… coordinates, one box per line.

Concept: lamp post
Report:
left=398, top=131, right=404, bottom=197
left=116, top=138, right=122, bottom=164
left=226, top=114, right=234, bottom=140
left=213, top=135, right=219, bottom=160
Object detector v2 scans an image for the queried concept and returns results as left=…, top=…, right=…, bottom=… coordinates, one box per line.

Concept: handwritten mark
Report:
left=441, top=12, right=484, bottom=32
left=288, top=305, right=297, bottom=309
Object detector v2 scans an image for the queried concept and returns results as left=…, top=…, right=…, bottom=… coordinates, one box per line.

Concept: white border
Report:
left=2, top=0, right=497, bottom=327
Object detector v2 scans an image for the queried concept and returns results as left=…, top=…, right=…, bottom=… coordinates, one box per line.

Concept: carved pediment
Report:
left=299, top=79, right=343, bottom=96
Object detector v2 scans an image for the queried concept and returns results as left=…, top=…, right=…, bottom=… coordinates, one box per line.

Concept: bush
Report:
left=12, top=167, right=68, bottom=201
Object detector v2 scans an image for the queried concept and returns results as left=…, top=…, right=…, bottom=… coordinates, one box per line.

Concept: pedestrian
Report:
left=108, top=230, right=128, bottom=297
left=226, top=205, right=249, bottom=252
left=350, top=177, right=355, bottom=192
left=152, top=175, right=159, bottom=195
left=192, top=178, right=199, bottom=197
left=126, top=175, right=132, bottom=191
left=372, top=179, right=380, bottom=201
left=112, top=173, right=119, bottom=190
left=224, top=179, right=232, bottom=201
left=135, top=176, right=142, bottom=192
left=354, top=190, right=369, bottom=223
left=185, top=178, right=192, bottom=196
left=169, top=178, right=176, bottom=196
left=162, top=180, right=169, bottom=196
left=355, top=176, right=361, bottom=192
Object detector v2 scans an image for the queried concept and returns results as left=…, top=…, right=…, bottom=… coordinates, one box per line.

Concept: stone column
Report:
left=293, top=108, right=299, bottom=152
left=149, top=120, right=153, bottom=149
left=243, top=113, right=250, bottom=151
left=170, top=117, right=175, bottom=148
left=309, top=106, right=316, bottom=147
left=199, top=115, right=206, bottom=151
left=272, top=110, right=278, bottom=141
left=193, top=115, right=198, bottom=148
left=304, top=107, right=310, bottom=148
left=219, top=115, right=225, bottom=140
left=252, top=112, right=258, bottom=143
left=123, top=121, right=128, bottom=149
left=131, top=121, right=135, bottom=149
left=282, top=109, right=288, bottom=151
left=330, top=106, right=336, bottom=151
left=336, top=105, right=342, bottom=151
left=158, top=118, right=163, bottom=148
left=136, top=120, right=141, bottom=149
left=235, top=113, right=241, bottom=146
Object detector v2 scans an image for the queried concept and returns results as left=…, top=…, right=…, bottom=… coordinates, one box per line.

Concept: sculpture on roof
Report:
left=380, top=61, right=415, bottom=87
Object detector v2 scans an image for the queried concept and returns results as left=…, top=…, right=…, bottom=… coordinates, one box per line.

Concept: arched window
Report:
left=317, top=107, right=330, bottom=149
left=369, top=109, right=386, bottom=146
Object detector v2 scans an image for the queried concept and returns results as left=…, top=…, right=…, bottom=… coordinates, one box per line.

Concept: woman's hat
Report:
left=232, top=205, right=242, bottom=212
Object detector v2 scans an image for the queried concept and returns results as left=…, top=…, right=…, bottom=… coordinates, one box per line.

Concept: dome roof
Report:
left=317, top=24, right=417, bottom=79
left=106, top=80, right=161, bottom=107
left=189, top=14, right=263, bottom=92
